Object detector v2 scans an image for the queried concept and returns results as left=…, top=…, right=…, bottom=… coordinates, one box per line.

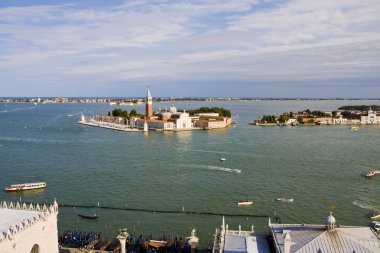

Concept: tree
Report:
left=129, top=109, right=138, bottom=117
left=290, top=111, right=294, bottom=118
left=332, top=111, right=337, bottom=118
left=297, top=116, right=304, bottom=124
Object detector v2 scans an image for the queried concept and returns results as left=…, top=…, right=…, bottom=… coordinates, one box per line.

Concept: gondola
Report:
left=78, top=214, right=99, bottom=219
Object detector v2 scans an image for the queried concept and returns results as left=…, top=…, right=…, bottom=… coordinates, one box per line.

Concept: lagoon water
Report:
left=1, top=100, right=380, bottom=244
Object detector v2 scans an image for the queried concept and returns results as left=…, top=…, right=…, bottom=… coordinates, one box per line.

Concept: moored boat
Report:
left=365, top=170, right=377, bottom=178
left=275, top=197, right=294, bottom=202
left=4, top=182, right=47, bottom=191
left=370, top=211, right=380, bottom=219
left=145, top=240, right=167, bottom=249
left=78, top=214, right=99, bottom=219
left=237, top=200, right=253, bottom=205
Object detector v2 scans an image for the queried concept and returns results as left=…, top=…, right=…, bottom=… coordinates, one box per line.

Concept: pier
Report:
left=78, top=115, right=144, bottom=132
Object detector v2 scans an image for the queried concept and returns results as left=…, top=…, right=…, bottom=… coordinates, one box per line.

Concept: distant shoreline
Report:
left=1, top=97, right=380, bottom=104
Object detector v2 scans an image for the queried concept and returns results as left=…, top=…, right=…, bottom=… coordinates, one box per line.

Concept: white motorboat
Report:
left=238, top=200, right=253, bottom=206
left=220, top=158, right=226, bottom=161
left=366, top=170, right=377, bottom=178
left=4, top=182, right=47, bottom=191
left=275, top=197, right=294, bottom=202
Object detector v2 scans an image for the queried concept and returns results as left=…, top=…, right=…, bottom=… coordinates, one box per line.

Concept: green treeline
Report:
left=186, top=107, right=231, bottom=117
left=261, top=115, right=276, bottom=123
left=338, top=105, right=380, bottom=111
left=109, top=108, right=139, bottom=119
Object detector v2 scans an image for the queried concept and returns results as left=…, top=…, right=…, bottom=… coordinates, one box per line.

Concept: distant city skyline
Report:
left=0, top=0, right=379, bottom=98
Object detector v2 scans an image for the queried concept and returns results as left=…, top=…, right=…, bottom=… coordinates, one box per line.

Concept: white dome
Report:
left=326, top=213, right=336, bottom=224
left=170, top=104, right=177, bottom=114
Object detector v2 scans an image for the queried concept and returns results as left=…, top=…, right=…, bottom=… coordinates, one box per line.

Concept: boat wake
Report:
left=206, top=165, right=241, bottom=174
left=183, top=164, right=241, bottom=174
left=67, top=110, right=86, bottom=117
left=353, top=200, right=379, bottom=211
left=176, top=148, right=230, bottom=154
left=0, top=106, right=36, bottom=113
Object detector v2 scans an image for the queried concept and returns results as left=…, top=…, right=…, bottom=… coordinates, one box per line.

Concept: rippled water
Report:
left=1, top=100, right=379, bottom=243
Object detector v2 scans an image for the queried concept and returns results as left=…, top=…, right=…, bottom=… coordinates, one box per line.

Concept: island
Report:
left=251, top=106, right=380, bottom=126
left=78, top=88, right=234, bottom=132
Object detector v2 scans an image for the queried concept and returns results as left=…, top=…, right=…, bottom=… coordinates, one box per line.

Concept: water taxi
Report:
left=4, top=182, right=47, bottom=191
left=365, top=170, right=377, bottom=178
left=237, top=200, right=253, bottom=206
left=275, top=197, right=294, bottom=202
left=370, top=211, right=380, bottom=219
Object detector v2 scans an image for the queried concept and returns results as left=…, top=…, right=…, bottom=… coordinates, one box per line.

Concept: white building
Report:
left=270, top=213, right=380, bottom=253
left=0, top=200, right=59, bottom=253
left=333, top=115, right=348, bottom=125
left=212, top=217, right=270, bottom=253
left=171, top=111, right=193, bottom=129
left=361, top=109, right=380, bottom=124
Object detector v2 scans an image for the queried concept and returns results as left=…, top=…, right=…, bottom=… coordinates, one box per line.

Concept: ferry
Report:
left=365, top=170, right=377, bottom=178
left=237, top=200, right=253, bottom=206
left=4, top=182, right=47, bottom=191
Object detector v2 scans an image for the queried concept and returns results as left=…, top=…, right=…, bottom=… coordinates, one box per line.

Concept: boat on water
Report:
left=351, top=126, right=359, bottom=131
left=275, top=197, right=294, bottom=202
left=237, top=200, right=253, bottom=206
left=370, top=211, right=380, bottom=219
left=365, top=170, right=377, bottom=178
left=220, top=158, right=226, bottom=161
left=78, top=214, right=99, bottom=219
left=372, top=221, right=380, bottom=233
left=145, top=240, right=167, bottom=249
left=4, top=182, right=46, bottom=191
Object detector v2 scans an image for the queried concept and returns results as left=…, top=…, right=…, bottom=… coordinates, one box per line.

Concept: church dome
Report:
left=170, top=104, right=177, bottom=114
left=326, top=213, right=336, bottom=224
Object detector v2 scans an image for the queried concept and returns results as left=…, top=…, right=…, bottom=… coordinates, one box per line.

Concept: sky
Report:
left=0, top=0, right=379, bottom=98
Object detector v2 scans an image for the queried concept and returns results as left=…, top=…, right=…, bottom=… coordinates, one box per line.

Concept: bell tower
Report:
left=146, top=86, right=153, bottom=118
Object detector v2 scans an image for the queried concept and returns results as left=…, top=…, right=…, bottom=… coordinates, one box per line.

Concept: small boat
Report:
left=78, top=214, right=98, bottom=219
left=237, top=200, right=253, bottom=206
left=351, top=126, right=359, bottom=131
left=372, top=221, right=380, bottom=232
left=220, top=158, right=226, bottom=161
left=370, top=211, right=380, bottom=219
left=146, top=240, right=167, bottom=248
left=365, top=170, right=377, bottom=178
left=4, top=182, right=47, bottom=191
left=275, top=197, right=294, bottom=202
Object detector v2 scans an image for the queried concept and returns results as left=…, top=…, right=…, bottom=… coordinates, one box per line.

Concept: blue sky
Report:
left=0, top=0, right=379, bottom=98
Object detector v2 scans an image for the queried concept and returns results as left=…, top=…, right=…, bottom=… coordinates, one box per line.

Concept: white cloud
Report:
left=0, top=0, right=379, bottom=96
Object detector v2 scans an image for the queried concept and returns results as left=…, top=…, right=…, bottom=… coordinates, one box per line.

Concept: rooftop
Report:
left=0, top=200, right=58, bottom=242
left=271, top=223, right=380, bottom=253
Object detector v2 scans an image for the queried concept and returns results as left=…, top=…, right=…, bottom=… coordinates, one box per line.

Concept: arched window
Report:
left=30, top=244, right=40, bottom=253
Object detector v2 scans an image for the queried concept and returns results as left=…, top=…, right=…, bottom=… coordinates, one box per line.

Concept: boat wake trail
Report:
left=0, top=106, right=36, bottom=113
left=353, top=200, right=377, bottom=211
left=206, top=165, right=242, bottom=174
left=67, top=110, right=86, bottom=117
left=183, top=164, right=241, bottom=174
left=176, top=148, right=229, bottom=154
